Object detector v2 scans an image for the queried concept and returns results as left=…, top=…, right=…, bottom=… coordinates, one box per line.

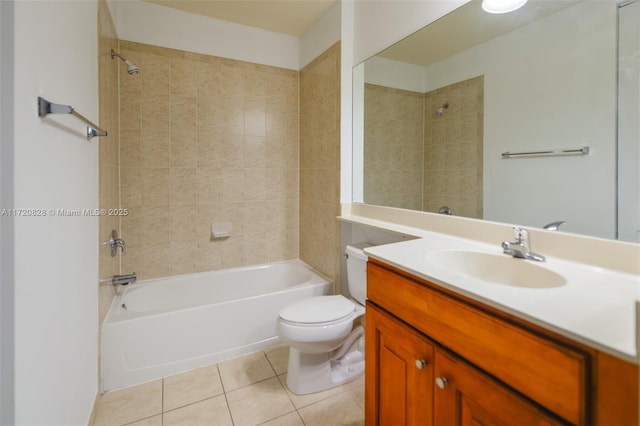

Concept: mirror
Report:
left=353, top=0, right=640, bottom=242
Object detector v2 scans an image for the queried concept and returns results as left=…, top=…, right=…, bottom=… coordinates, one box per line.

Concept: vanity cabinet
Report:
left=365, top=259, right=639, bottom=426
left=365, top=303, right=434, bottom=426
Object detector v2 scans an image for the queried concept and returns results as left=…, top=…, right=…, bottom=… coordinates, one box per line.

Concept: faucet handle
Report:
left=513, top=227, right=528, bottom=242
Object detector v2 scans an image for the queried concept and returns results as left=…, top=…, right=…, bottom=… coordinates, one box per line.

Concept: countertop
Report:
left=363, top=230, right=640, bottom=364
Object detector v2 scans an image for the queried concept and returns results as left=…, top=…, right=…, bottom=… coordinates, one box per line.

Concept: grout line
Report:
left=161, top=378, right=164, bottom=426
left=262, top=350, right=279, bottom=377
left=217, top=363, right=236, bottom=425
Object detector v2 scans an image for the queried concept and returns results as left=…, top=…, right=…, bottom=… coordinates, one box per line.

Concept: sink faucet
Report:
left=543, top=220, right=566, bottom=231
left=501, top=227, right=545, bottom=262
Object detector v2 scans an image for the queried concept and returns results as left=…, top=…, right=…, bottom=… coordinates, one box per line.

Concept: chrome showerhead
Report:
left=111, top=49, right=139, bottom=75
left=436, top=102, right=449, bottom=117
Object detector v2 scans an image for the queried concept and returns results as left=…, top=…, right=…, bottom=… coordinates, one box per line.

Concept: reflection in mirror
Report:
left=353, top=0, right=640, bottom=242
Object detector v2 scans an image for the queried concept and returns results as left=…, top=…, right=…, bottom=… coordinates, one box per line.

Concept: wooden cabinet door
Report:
left=433, top=348, right=565, bottom=426
left=365, top=303, right=434, bottom=426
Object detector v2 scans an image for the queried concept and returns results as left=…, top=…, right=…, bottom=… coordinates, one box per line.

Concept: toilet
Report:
left=276, top=243, right=371, bottom=395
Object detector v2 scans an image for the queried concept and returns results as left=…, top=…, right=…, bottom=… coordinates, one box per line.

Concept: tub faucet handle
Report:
left=109, top=229, right=126, bottom=257
left=112, top=273, right=137, bottom=286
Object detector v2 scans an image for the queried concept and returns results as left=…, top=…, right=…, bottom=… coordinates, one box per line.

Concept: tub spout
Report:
left=112, top=273, right=137, bottom=286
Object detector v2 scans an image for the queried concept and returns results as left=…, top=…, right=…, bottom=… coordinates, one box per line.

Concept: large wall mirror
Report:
left=353, top=0, right=640, bottom=242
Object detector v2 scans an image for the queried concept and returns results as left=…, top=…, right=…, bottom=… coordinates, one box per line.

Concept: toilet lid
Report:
left=279, top=295, right=355, bottom=324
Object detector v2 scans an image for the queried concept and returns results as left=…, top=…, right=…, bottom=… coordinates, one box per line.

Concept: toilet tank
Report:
left=345, top=243, right=372, bottom=305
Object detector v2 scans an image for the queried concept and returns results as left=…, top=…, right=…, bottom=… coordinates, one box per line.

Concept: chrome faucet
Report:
left=543, top=220, right=566, bottom=231
left=501, top=227, right=545, bottom=262
left=112, top=273, right=137, bottom=286
left=108, top=229, right=125, bottom=257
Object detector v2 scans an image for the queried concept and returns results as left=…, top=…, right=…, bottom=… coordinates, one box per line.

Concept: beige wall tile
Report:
left=142, top=168, right=170, bottom=206
left=169, top=168, right=196, bottom=205
left=299, top=41, right=342, bottom=287
left=141, top=54, right=170, bottom=95
left=120, top=130, right=141, bottom=167
left=170, top=58, right=197, bottom=97
left=141, top=131, right=170, bottom=168
left=140, top=243, right=171, bottom=279
left=245, top=99, right=267, bottom=137
left=196, top=235, right=222, bottom=272
left=171, top=95, right=196, bottom=131
left=169, top=204, right=196, bottom=242
left=196, top=97, right=223, bottom=131
left=169, top=240, right=197, bottom=276
left=118, top=41, right=299, bottom=280
left=120, top=93, right=141, bottom=131
left=196, top=130, right=221, bottom=168
left=140, top=206, right=171, bottom=246
left=142, top=94, right=170, bottom=132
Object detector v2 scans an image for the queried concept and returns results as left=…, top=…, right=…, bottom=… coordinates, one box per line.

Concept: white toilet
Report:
left=276, top=243, right=371, bottom=395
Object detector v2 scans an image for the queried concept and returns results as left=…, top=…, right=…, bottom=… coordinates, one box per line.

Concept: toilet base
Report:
left=285, top=330, right=365, bottom=395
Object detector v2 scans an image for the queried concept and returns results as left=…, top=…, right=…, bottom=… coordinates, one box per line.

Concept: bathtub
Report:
left=102, top=259, right=332, bottom=391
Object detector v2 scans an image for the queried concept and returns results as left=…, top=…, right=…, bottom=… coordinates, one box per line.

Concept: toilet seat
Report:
left=279, top=295, right=356, bottom=325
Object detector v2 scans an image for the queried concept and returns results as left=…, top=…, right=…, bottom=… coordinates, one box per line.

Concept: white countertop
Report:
left=364, top=231, right=640, bottom=364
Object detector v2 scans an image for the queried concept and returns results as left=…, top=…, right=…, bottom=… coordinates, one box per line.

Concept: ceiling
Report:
left=379, top=0, right=580, bottom=67
left=142, top=0, right=336, bottom=36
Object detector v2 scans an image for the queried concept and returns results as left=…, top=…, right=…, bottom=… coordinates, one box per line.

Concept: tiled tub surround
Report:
left=363, top=84, right=424, bottom=211
left=299, top=42, right=342, bottom=291
left=118, top=40, right=300, bottom=280
left=93, top=347, right=364, bottom=426
left=362, top=76, right=484, bottom=219
left=423, top=76, right=484, bottom=219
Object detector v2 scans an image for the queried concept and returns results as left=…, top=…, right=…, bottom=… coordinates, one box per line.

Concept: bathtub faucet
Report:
left=112, top=273, right=137, bottom=286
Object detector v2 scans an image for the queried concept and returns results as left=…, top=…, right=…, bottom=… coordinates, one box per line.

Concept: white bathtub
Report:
left=102, top=259, right=332, bottom=391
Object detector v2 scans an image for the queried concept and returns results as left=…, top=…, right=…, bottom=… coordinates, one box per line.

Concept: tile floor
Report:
left=92, top=346, right=364, bottom=426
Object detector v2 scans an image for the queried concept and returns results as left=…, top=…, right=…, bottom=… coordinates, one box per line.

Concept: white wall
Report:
left=13, top=1, right=99, bottom=424
left=111, top=0, right=300, bottom=70
left=423, top=2, right=617, bottom=238
left=618, top=0, right=640, bottom=242
left=300, top=0, right=341, bottom=69
left=364, top=56, right=426, bottom=92
left=0, top=0, right=15, bottom=423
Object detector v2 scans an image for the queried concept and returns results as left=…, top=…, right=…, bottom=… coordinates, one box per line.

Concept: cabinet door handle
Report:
left=435, top=377, right=448, bottom=389
left=415, top=359, right=427, bottom=370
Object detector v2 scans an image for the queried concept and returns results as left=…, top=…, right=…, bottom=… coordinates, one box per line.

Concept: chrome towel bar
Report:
left=501, top=146, right=589, bottom=159
left=37, top=96, right=107, bottom=140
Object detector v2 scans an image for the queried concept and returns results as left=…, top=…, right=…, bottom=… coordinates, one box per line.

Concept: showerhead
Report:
left=111, top=49, right=139, bottom=75
left=435, top=102, right=449, bottom=117
left=123, top=59, right=139, bottom=75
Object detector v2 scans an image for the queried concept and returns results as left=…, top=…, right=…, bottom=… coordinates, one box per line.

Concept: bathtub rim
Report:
left=104, top=258, right=334, bottom=324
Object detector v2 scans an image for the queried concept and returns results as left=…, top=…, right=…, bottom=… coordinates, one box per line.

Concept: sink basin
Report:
left=426, top=250, right=567, bottom=288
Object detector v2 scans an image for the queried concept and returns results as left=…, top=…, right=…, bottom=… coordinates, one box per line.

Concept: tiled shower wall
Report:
left=98, top=0, right=119, bottom=324
left=362, top=77, right=484, bottom=219
left=423, top=76, right=484, bottom=219
left=363, top=84, right=424, bottom=210
left=299, top=42, right=342, bottom=290
left=118, top=41, right=299, bottom=280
